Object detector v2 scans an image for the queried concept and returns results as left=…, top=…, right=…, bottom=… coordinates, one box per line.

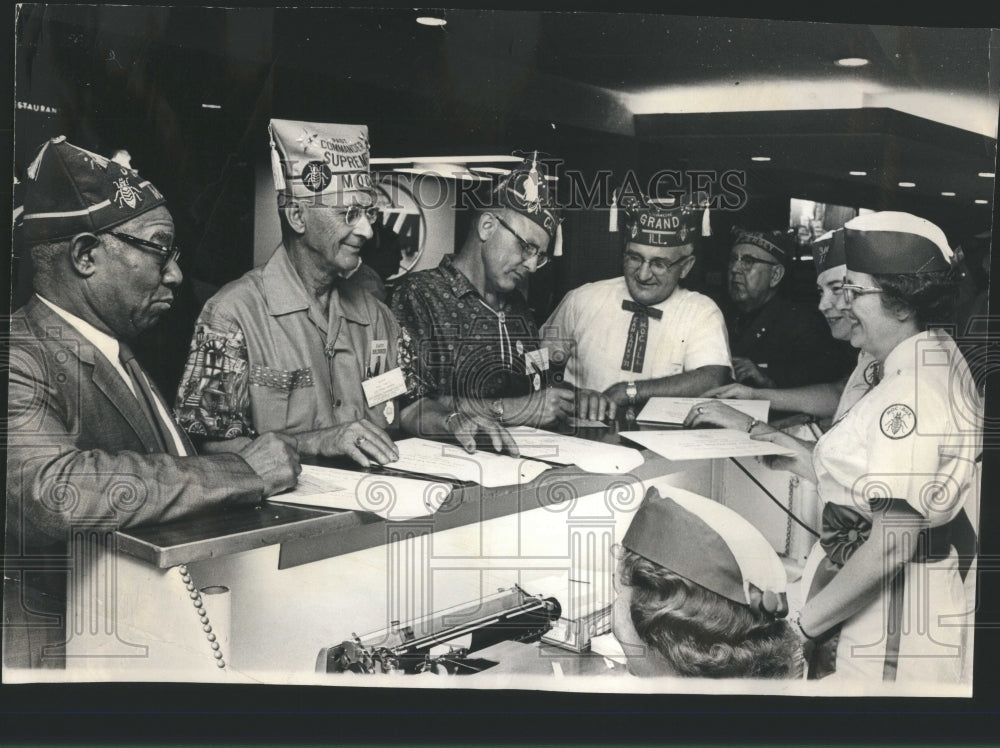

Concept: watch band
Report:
left=626, top=381, right=638, bottom=405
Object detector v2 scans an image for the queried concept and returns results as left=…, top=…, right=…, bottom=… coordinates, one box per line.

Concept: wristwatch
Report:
left=625, top=381, right=638, bottom=406
left=489, top=398, right=505, bottom=423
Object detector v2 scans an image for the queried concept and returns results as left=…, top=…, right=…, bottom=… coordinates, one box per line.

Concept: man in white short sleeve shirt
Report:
left=542, top=195, right=731, bottom=418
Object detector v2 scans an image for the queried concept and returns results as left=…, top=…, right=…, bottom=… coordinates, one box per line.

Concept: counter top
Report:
left=117, top=440, right=695, bottom=569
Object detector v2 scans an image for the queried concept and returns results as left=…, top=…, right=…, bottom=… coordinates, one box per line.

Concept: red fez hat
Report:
left=495, top=151, right=561, bottom=240
left=731, top=227, right=796, bottom=265
left=622, top=195, right=701, bottom=248
left=844, top=211, right=955, bottom=274
left=21, top=136, right=167, bottom=245
left=622, top=486, right=789, bottom=617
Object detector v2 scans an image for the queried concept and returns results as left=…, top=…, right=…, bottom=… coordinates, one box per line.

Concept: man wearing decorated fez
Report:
left=391, top=153, right=575, bottom=433
left=175, top=120, right=402, bottom=468
left=5, top=137, right=300, bottom=669
left=703, top=229, right=873, bottom=424
left=724, top=227, right=848, bottom=389
left=541, top=195, right=731, bottom=419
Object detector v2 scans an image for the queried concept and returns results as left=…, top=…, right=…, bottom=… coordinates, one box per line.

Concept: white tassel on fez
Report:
left=553, top=221, right=564, bottom=257
left=702, top=204, right=711, bottom=238
left=268, top=124, right=286, bottom=191
left=609, top=188, right=618, bottom=233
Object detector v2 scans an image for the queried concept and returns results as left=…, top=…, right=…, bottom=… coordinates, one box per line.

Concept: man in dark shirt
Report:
left=724, top=227, right=852, bottom=388
left=392, top=153, right=574, bottom=430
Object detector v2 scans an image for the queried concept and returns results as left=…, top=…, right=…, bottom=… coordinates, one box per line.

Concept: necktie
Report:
left=119, top=343, right=178, bottom=456
left=620, top=299, right=663, bottom=374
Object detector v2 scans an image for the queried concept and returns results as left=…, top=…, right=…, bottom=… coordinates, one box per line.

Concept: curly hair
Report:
left=617, top=549, right=801, bottom=679
left=873, top=269, right=960, bottom=330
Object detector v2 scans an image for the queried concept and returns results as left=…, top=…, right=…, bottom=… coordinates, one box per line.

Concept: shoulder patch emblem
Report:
left=880, top=403, right=916, bottom=439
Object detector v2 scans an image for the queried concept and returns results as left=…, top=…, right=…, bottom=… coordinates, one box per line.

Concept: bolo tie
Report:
left=475, top=297, right=514, bottom=368
left=620, top=299, right=663, bottom=373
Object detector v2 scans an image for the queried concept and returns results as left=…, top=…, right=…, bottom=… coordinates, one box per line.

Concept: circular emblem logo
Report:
left=301, top=161, right=332, bottom=193
left=864, top=360, right=880, bottom=386
left=880, top=403, right=916, bottom=439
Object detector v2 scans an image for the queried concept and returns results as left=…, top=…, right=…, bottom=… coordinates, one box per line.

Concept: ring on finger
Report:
left=696, top=406, right=704, bottom=414
left=355, top=435, right=366, bottom=448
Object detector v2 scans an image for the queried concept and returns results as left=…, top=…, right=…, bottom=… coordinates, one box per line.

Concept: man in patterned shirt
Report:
left=175, top=119, right=401, bottom=467
left=392, top=153, right=575, bottom=432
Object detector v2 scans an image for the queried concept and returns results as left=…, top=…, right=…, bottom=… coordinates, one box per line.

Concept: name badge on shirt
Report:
left=524, top=347, right=550, bottom=374
left=362, top=367, right=407, bottom=407
left=368, top=339, right=388, bottom=378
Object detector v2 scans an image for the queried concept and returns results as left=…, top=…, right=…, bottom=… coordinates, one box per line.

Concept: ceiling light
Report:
left=898, top=182, right=916, bottom=188
left=751, top=156, right=770, bottom=162
left=978, top=172, right=995, bottom=178
left=975, top=199, right=989, bottom=204
left=941, top=191, right=956, bottom=196
left=416, top=15, right=446, bottom=27
left=835, top=57, right=869, bottom=67
left=849, top=171, right=867, bottom=176
left=371, top=155, right=522, bottom=165
left=201, top=103, right=222, bottom=110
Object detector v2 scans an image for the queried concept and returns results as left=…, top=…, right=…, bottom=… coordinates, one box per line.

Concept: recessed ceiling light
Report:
left=835, top=57, right=869, bottom=67
left=416, top=15, right=446, bottom=27
left=978, top=172, right=995, bottom=178
left=849, top=171, right=867, bottom=176
left=941, top=191, right=956, bottom=196
left=751, top=156, right=771, bottom=162
left=201, top=103, right=222, bottom=110
left=975, top=199, right=989, bottom=204
left=898, top=182, right=916, bottom=188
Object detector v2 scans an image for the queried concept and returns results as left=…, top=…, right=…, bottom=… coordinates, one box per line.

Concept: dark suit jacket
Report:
left=726, top=294, right=856, bottom=388
left=4, top=297, right=264, bottom=668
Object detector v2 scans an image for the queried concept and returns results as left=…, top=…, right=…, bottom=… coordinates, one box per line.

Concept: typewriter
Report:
left=317, top=585, right=561, bottom=675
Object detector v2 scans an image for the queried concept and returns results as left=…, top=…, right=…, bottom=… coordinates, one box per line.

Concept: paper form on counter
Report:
left=636, top=397, right=770, bottom=425
left=504, top=426, right=645, bottom=474
left=270, top=464, right=452, bottom=520
left=386, top=438, right=551, bottom=487
left=619, top=428, right=797, bottom=461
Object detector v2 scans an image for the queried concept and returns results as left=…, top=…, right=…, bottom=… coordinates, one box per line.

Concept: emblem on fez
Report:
left=880, top=403, right=916, bottom=439
left=113, top=176, right=142, bottom=209
left=511, top=173, right=542, bottom=214
left=679, top=225, right=688, bottom=242
left=301, top=161, right=332, bottom=193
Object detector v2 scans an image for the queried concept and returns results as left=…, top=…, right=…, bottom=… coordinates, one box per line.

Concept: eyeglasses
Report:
left=840, top=282, right=885, bottom=304
left=106, top=230, right=180, bottom=272
left=624, top=250, right=691, bottom=275
left=341, top=204, right=381, bottom=227
left=729, top=253, right=780, bottom=272
left=491, top=213, right=550, bottom=268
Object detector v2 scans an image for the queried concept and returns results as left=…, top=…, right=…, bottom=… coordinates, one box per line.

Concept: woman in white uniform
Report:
left=691, top=211, right=980, bottom=683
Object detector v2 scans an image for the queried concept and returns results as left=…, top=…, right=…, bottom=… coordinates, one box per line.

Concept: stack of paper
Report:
left=271, top=464, right=453, bottom=520
left=504, top=426, right=645, bottom=474
left=636, top=397, right=770, bottom=425
left=619, top=428, right=797, bottom=461
left=386, top=438, right=551, bottom=487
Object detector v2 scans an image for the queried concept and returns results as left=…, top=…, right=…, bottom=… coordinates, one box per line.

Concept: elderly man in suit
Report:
left=4, top=137, right=300, bottom=669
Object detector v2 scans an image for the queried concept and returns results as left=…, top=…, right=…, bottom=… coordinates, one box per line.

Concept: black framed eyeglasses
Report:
left=623, top=250, right=691, bottom=275
left=729, top=253, right=780, bottom=272
left=840, top=282, right=885, bottom=304
left=491, top=213, right=550, bottom=268
left=106, top=230, right=180, bottom=272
